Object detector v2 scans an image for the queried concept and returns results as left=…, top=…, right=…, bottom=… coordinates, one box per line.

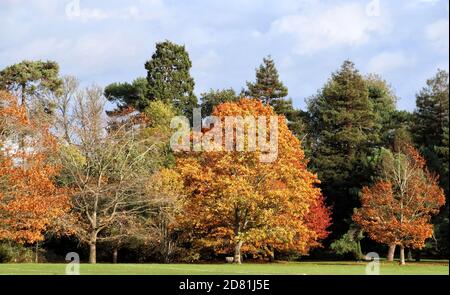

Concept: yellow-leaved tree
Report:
left=176, top=98, right=331, bottom=263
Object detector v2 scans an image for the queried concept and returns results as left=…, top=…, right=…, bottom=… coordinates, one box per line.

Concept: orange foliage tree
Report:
left=176, top=98, right=331, bottom=263
left=353, top=144, right=445, bottom=265
left=304, top=195, right=332, bottom=251
left=0, top=91, right=70, bottom=246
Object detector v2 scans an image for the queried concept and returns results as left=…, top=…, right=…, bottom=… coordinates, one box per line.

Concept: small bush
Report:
left=0, top=242, right=34, bottom=263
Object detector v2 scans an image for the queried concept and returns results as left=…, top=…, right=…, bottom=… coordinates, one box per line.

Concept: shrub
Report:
left=0, top=242, right=34, bottom=263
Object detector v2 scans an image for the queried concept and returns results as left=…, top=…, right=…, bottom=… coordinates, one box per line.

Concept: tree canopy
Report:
left=145, top=40, right=198, bottom=117
left=176, top=98, right=330, bottom=263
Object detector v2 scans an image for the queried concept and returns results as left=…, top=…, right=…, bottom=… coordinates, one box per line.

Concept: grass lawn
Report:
left=0, top=260, right=448, bottom=275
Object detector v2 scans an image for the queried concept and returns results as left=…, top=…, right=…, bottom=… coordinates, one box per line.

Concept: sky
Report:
left=0, top=0, right=448, bottom=111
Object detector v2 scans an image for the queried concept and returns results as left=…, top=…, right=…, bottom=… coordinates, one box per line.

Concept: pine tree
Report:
left=272, top=98, right=308, bottom=140
left=366, top=74, right=400, bottom=147
left=412, top=69, right=449, bottom=193
left=246, top=56, right=288, bottom=105
left=246, top=56, right=306, bottom=139
left=0, top=60, right=62, bottom=114
left=412, top=69, right=449, bottom=257
left=413, top=69, right=449, bottom=153
left=435, top=126, right=449, bottom=178
left=307, top=60, right=377, bottom=238
left=145, top=40, right=197, bottom=117
left=104, top=77, right=149, bottom=112
left=434, top=125, right=449, bottom=257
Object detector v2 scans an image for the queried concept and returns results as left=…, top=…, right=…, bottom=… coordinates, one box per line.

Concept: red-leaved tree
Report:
left=0, top=91, right=70, bottom=247
left=353, top=144, right=445, bottom=265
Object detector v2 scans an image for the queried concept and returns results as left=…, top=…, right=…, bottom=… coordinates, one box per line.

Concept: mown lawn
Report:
left=0, top=261, right=448, bottom=275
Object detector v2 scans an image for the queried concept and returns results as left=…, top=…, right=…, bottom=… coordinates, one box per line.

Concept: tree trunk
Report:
left=268, top=246, right=275, bottom=262
left=387, top=244, right=396, bottom=262
left=19, top=83, right=27, bottom=150
left=112, top=248, right=118, bottom=264
left=89, top=243, right=96, bottom=264
left=399, top=245, right=405, bottom=265
left=89, top=232, right=97, bottom=264
left=21, top=83, right=26, bottom=107
left=35, top=242, right=39, bottom=263
left=356, top=240, right=363, bottom=260
left=163, top=240, right=172, bottom=264
left=407, top=248, right=413, bottom=261
left=234, top=241, right=243, bottom=264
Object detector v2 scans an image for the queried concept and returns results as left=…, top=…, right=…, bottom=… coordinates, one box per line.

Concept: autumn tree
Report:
left=0, top=91, right=69, bottom=251
left=353, top=144, right=445, bottom=265
left=141, top=100, right=179, bottom=168
left=304, top=194, right=332, bottom=252
left=176, top=98, right=330, bottom=263
left=102, top=101, right=182, bottom=264
left=145, top=168, right=184, bottom=263
left=100, top=168, right=184, bottom=264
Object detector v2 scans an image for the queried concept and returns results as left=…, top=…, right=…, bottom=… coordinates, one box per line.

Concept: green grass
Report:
left=0, top=261, right=448, bottom=275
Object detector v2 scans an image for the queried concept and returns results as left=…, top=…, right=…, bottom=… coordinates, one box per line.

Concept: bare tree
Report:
left=59, top=86, right=155, bottom=263
left=50, top=75, right=79, bottom=143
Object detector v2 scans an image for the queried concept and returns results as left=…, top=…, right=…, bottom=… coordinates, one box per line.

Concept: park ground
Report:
left=0, top=260, right=448, bottom=275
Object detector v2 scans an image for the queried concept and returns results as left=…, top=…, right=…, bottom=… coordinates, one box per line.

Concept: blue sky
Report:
left=0, top=0, right=448, bottom=111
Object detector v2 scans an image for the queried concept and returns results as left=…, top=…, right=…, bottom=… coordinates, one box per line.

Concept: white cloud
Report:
left=64, top=0, right=108, bottom=21
left=65, top=0, right=169, bottom=22
left=425, top=18, right=449, bottom=54
left=269, top=2, right=390, bottom=55
left=367, top=51, right=416, bottom=74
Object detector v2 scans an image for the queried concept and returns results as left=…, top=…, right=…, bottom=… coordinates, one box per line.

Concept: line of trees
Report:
left=0, top=40, right=448, bottom=265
